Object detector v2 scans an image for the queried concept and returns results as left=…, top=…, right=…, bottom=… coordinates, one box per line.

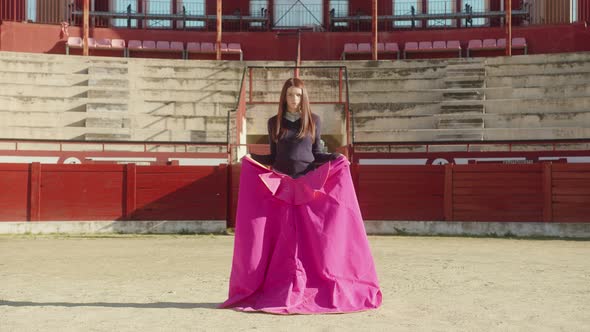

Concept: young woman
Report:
left=250, top=77, right=339, bottom=177
left=220, top=78, right=382, bottom=314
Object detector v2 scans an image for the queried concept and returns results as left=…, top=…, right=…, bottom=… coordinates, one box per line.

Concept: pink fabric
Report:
left=220, top=156, right=382, bottom=314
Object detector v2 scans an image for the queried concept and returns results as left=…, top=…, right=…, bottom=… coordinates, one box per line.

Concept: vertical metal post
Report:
left=372, top=0, right=378, bottom=60
left=295, top=29, right=301, bottom=78
left=216, top=0, right=222, bottom=60
left=506, top=0, right=512, bottom=56
left=338, top=67, right=343, bottom=103
left=83, top=0, right=89, bottom=56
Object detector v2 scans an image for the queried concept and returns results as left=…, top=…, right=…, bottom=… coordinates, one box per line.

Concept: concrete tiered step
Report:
left=84, top=60, right=131, bottom=140
left=436, top=62, right=486, bottom=141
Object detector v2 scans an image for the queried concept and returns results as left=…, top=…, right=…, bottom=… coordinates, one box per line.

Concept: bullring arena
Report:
left=1, top=0, right=590, bottom=330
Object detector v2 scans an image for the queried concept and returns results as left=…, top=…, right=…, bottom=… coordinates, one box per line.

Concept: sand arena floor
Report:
left=0, top=234, right=588, bottom=331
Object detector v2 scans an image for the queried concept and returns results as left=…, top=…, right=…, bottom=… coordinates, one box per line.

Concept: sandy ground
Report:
left=0, top=234, right=589, bottom=332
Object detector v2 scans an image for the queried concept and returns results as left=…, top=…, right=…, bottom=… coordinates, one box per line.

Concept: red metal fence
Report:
left=0, top=163, right=227, bottom=221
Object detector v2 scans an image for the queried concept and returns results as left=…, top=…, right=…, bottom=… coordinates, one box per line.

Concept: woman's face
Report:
left=286, top=86, right=303, bottom=113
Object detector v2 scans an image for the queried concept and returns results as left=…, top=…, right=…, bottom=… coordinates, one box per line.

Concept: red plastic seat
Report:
left=156, top=41, right=170, bottom=49
left=170, top=41, right=184, bottom=51
left=227, top=43, right=241, bottom=52
left=67, top=36, right=82, bottom=48
left=447, top=40, right=461, bottom=50
left=187, top=42, right=201, bottom=52
left=512, top=37, right=527, bottom=53
left=95, top=38, right=111, bottom=48
left=142, top=40, right=156, bottom=49
left=357, top=43, right=371, bottom=52
left=200, top=42, right=215, bottom=52
left=343, top=43, right=357, bottom=53
left=128, top=40, right=142, bottom=49
left=432, top=41, right=446, bottom=50
left=111, top=39, right=125, bottom=49
left=418, top=41, right=432, bottom=50
left=405, top=42, right=419, bottom=51
left=385, top=42, right=399, bottom=52
left=468, top=39, right=482, bottom=49
left=86, top=37, right=96, bottom=48
left=482, top=38, right=497, bottom=48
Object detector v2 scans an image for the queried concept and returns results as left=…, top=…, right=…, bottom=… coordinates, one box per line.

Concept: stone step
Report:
left=444, top=79, right=485, bottom=89
left=440, top=103, right=484, bottom=114
left=446, top=68, right=485, bottom=75
left=486, top=73, right=590, bottom=88
left=435, top=132, right=484, bottom=141
left=88, top=66, right=128, bottom=75
left=485, top=84, right=590, bottom=99
left=348, top=78, right=444, bottom=91
left=135, top=101, right=235, bottom=117
left=354, top=127, right=590, bottom=142
left=486, top=63, right=590, bottom=77
left=87, top=102, right=128, bottom=112
left=139, top=90, right=237, bottom=103
left=0, top=73, right=89, bottom=86
left=86, top=117, right=130, bottom=129
left=351, top=102, right=440, bottom=116
left=137, top=77, right=240, bottom=91
left=442, top=90, right=483, bottom=100
left=88, top=78, right=129, bottom=88
left=84, top=133, right=132, bottom=141
left=87, top=89, right=129, bottom=99
left=437, top=118, right=484, bottom=129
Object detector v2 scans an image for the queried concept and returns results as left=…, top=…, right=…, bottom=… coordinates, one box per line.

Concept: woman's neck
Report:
left=284, top=111, right=301, bottom=122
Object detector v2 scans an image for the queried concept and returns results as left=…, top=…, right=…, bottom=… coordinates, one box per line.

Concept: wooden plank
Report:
left=552, top=187, right=590, bottom=195
left=454, top=173, right=540, bottom=182
left=29, top=163, right=41, bottom=222
left=453, top=164, right=541, bottom=173
left=454, top=187, right=542, bottom=195
left=552, top=179, right=590, bottom=187
left=0, top=169, right=29, bottom=221
left=124, top=163, right=136, bottom=220
left=444, top=163, right=453, bottom=221
left=553, top=195, right=590, bottom=204
left=552, top=172, right=590, bottom=180
left=41, top=170, right=125, bottom=220
left=543, top=163, right=552, bottom=222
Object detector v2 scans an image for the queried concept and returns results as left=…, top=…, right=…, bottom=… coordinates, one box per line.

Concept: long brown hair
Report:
left=272, top=77, right=315, bottom=142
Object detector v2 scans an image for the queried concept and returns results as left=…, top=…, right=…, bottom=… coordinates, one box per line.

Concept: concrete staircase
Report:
left=435, top=61, right=486, bottom=141
left=0, top=52, right=243, bottom=146
left=2, top=51, right=590, bottom=148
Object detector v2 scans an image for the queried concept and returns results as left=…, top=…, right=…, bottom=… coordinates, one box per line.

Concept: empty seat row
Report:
left=467, top=38, right=527, bottom=57
left=404, top=40, right=461, bottom=58
left=342, top=42, right=400, bottom=60
left=66, top=37, right=243, bottom=60
left=66, top=37, right=126, bottom=55
left=342, top=37, right=527, bottom=60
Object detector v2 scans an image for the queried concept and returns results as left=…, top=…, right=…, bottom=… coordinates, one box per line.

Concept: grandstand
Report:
left=0, top=0, right=589, bottom=236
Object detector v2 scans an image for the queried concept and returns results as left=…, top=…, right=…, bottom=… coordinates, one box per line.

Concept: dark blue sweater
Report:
left=251, top=113, right=337, bottom=178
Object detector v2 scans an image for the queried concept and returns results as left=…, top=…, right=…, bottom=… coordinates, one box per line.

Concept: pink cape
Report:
left=220, top=156, right=382, bottom=314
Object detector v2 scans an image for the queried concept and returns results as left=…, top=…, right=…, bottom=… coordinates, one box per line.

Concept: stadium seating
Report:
left=403, top=40, right=462, bottom=59
left=467, top=37, right=528, bottom=57
left=67, top=39, right=242, bottom=60
left=186, top=42, right=243, bottom=60
left=66, top=37, right=126, bottom=56
left=341, top=42, right=400, bottom=60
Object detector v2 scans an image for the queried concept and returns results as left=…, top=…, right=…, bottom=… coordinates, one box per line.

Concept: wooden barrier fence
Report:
left=356, top=163, right=590, bottom=222
left=1, top=162, right=588, bottom=224
left=0, top=163, right=227, bottom=221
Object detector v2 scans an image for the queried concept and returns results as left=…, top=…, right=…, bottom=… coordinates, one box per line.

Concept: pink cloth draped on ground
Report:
left=220, top=156, right=382, bottom=314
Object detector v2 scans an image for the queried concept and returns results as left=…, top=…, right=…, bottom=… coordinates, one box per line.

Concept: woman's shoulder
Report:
left=311, top=113, right=320, bottom=122
left=267, top=115, right=278, bottom=126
